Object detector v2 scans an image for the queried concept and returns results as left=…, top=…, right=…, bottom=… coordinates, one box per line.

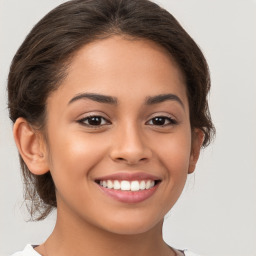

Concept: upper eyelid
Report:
left=146, top=112, right=177, bottom=121
left=77, top=111, right=110, bottom=120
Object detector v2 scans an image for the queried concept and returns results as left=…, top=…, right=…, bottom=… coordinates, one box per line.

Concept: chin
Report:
left=99, top=216, right=163, bottom=236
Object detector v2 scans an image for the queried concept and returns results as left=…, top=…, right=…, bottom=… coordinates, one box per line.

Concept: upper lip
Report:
left=95, top=172, right=161, bottom=181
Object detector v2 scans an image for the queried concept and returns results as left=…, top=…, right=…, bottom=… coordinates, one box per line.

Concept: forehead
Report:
left=48, top=36, right=188, bottom=109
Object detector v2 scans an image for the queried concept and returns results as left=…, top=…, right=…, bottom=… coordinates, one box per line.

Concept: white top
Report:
left=11, top=244, right=201, bottom=256
left=11, top=245, right=40, bottom=256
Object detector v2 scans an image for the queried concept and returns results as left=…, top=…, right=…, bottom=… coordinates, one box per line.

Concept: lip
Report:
left=95, top=172, right=161, bottom=204
left=98, top=183, right=159, bottom=203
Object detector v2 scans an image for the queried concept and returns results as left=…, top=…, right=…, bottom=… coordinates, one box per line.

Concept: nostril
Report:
left=117, top=157, right=125, bottom=161
left=115, top=157, right=149, bottom=165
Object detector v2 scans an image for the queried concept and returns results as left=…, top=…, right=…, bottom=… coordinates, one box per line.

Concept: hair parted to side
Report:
left=8, top=0, right=215, bottom=220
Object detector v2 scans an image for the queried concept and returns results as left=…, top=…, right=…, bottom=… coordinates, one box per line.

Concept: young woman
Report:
left=8, top=0, right=215, bottom=255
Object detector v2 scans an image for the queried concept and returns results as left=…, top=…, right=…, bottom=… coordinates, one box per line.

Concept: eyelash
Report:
left=77, top=115, right=177, bottom=128
left=77, top=115, right=110, bottom=128
left=146, top=116, right=177, bottom=126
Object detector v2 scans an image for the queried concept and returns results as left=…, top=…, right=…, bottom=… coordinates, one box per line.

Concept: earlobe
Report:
left=13, top=117, right=49, bottom=175
left=188, top=129, right=205, bottom=174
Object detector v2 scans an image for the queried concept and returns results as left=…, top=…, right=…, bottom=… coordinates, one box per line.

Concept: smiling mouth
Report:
left=96, top=179, right=160, bottom=191
left=95, top=178, right=161, bottom=203
left=94, top=172, right=161, bottom=203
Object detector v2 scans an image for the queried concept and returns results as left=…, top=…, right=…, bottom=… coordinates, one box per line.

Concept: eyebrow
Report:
left=68, top=92, right=184, bottom=108
left=69, top=93, right=118, bottom=105
left=145, top=94, right=184, bottom=108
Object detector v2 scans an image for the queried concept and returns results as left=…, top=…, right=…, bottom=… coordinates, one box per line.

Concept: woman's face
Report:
left=44, top=36, right=201, bottom=234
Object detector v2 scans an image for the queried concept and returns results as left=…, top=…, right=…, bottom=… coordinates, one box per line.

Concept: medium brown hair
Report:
left=8, top=0, right=215, bottom=220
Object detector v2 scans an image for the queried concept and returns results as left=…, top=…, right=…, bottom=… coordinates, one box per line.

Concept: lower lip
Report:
left=97, top=183, right=159, bottom=204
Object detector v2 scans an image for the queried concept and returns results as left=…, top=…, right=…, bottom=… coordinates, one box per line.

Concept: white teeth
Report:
left=113, top=180, right=121, bottom=190
left=99, top=180, right=156, bottom=191
left=107, top=180, right=113, bottom=189
left=102, top=180, right=107, bottom=188
left=130, top=181, right=140, bottom=191
left=121, top=180, right=130, bottom=191
left=145, top=180, right=151, bottom=189
left=150, top=180, right=155, bottom=188
left=139, top=180, right=146, bottom=190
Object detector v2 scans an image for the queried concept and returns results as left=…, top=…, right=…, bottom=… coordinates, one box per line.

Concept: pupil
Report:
left=89, top=116, right=101, bottom=125
left=153, top=117, right=165, bottom=125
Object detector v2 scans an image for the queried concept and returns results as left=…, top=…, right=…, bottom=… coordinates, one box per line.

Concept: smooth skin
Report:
left=14, top=36, right=204, bottom=256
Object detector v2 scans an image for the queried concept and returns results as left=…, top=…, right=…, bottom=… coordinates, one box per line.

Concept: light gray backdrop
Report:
left=0, top=1, right=255, bottom=256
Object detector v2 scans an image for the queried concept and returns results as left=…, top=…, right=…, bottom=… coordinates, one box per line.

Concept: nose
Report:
left=109, top=122, right=152, bottom=165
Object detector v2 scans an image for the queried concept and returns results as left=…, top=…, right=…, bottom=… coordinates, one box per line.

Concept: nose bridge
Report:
left=122, top=121, right=144, bottom=151
left=110, top=119, right=152, bottom=164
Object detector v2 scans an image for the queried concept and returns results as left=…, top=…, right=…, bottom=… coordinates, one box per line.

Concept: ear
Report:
left=13, top=117, right=49, bottom=175
left=188, top=129, right=205, bottom=174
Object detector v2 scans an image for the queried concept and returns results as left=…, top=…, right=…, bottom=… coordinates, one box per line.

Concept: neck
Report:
left=39, top=207, right=174, bottom=256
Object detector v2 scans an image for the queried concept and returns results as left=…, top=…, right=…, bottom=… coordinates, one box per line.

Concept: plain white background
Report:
left=0, top=0, right=255, bottom=255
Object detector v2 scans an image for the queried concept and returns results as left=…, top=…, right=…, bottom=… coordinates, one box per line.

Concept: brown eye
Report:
left=78, top=116, right=110, bottom=126
left=147, top=116, right=177, bottom=126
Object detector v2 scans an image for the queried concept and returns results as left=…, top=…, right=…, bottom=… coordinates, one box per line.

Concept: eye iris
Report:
left=88, top=116, right=102, bottom=125
left=152, top=117, right=166, bottom=125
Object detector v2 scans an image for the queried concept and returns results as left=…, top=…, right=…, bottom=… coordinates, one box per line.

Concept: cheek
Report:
left=46, top=131, right=108, bottom=184
left=156, top=130, right=192, bottom=175
left=156, top=130, right=192, bottom=207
